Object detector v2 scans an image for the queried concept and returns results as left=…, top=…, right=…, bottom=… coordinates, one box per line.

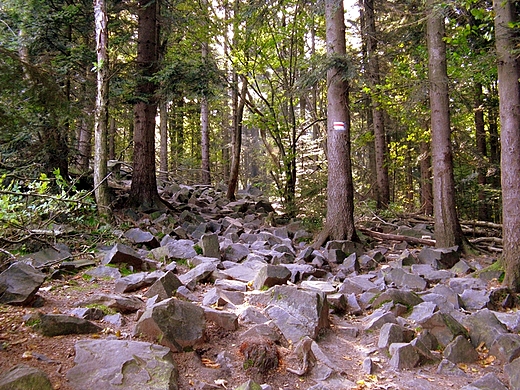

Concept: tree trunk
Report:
left=426, top=0, right=464, bottom=248
left=362, top=0, right=390, bottom=209
left=77, top=115, right=92, bottom=171
left=93, top=0, right=110, bottom=215
left=317, top=0, right=358, bottom=245
left=227, top=75, right=248, bottom=201
left=108, top=117, right=116, bottom=160
left=159, top=99, right=168, bottom=181
left=474, top=83, right=489, bottom=221
left=201, top=93, right=211, bottom=184
left=420, top=140, right=433, bottom=215
left=128, top=0, right=163, bottom=210
left=494, top=0, right=520, bottom=291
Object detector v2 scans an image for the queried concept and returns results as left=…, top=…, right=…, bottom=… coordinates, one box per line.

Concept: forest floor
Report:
left=0, top=251, right=509, bottom=389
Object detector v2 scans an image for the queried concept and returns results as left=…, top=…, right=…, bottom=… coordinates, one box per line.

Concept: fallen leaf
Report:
left=201, top=358, right=220, bottom=369
left=22, top=351, right=33, bottom=359
left=11, top=338, right=28, bottom=345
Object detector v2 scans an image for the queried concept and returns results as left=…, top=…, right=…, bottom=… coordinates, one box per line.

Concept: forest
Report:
left=0, top=0, right=519, bottom=288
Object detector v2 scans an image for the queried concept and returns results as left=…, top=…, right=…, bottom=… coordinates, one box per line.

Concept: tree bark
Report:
left=93, top=0, right=110, bottom=215
left=159, top=99, right=168, bottom=181
left=318, top=0, right=358, bottom=244
left=494, top=0, right=520, bottom=291
left=474, top=82, right=489, bottom=221
left=420, top=140, right=433, bottom=215
left=426, top=0, right=464, bottom=248
left=362, top=0, right=390, bottom=209
left=227, top=75, right=248, bottom=201
left=128, top=0, right=163, bottom=210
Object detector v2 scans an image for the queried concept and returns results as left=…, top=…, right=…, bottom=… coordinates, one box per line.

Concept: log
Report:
left=468, top=236, right=503, bottom=245
left=359, top=228, right=436, bottom=246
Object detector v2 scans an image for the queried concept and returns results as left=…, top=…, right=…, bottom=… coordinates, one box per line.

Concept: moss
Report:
left=85, top=303, right=116, bottom=315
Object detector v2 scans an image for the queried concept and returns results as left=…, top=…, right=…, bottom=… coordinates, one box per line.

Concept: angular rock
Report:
left=418, top=312, right=468, bottom=348
left=203, top=307, right=238, bottom=331
left=103, top=313, right=125, bottom=327
left=199, top=233, right=220, bottom=259
left=417, top=246, right=460, bottom=269
left=384, top=267, right=427, bottom=291
left=222, top=243, right=250, bottom=262
left=0, top=262, right=45, bottom=305
left=264, top=285, right=329, bottom=343
left=363, top=308, right=397, bottom=332
left=144, top=271, right=183, bottom=301
left=449, top=277, right=487, bottom=294
left=35, top=314, right=102, bottom=337
left=115, top=271, right=161, bottom=293
left=19, top=246, right=72, bottom=268
left=300, top=281, right=337, bottom=294
left=163, top=239, right=197, bottom=260
left=411, top=264, right=455, bottom=283
left=346, top=293, right=363, bottom=316
left=343, top=253, right=361, bottom=273
left=327, top=249, right=347, bottom=265
left=66, top=339, right=178, bottom=390
left=461, top=373, right=508, bottom=390
left=134, top=297, right=205, bottom=352
left=70, top=307, right=104, bottom=321
left=490, top=333, right=520, bottom=363
left=77, top=293, right=144, bottom=313
left=436, top=359, right=467, bottom=376
left=326, top=293, right=348, bottom=313
left=443, top=335, right=479, bottom=364
left=505, top=357, right=520, bottom=390
left=371, top=288, right=423, bottom=309
left=124, top=228, right=160, bottom=249
left=102, top=243, right=146, bottom=271
left=338, top=276, right=379, bottom=295
left=462, top=309, right=508, bottom=348
left=251, top=265, right=291, bottom=290
left=430, top=284, right=464, bottom=311
left=460, top=289, right=490, bottom=310
left=325, top=240, right=364, bottom=256
left=388, top=343, right=422, bottom=369
left=215, top=279, right=248, bottom=292
left=378, top=323, right=413, bottom=350
left=178, top=262, right=216, bottom=290
left=407, top=301, right=437, bottom=323
left=85, top=265, right=121, bottom=280
left=0, top=364, right=53, bottom=390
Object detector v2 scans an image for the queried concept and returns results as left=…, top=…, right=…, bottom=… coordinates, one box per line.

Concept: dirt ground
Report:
left=0, top=254, right=511, bottom=390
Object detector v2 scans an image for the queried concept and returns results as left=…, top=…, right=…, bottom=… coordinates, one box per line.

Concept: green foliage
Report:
left=194, top=244, right=203, bottom=255
left=0, top=169, right=97, bottom=245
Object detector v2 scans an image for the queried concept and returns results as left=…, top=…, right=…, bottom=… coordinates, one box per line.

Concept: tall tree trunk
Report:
left=315, top=0, right=358, bottom=246
left=200, top=0, right=211, bottom=185
left=362, top=0, right=390, bottom=209
left=201, top=92, right=211, bottom=184
left=420, top=140, right=433, bottom=215
left=474, top=83, right=489, bottom=221
left=427, top=0, right=464, bottom=249
left=93, top=0, right=110, bottom=215
left=227, top=75, right=248, bottom=200
left=494, top=0, right=520, bottom=291
left=159, top=100, right=168, bottom=181
left=129, top=0, right=163, bottom=209
left=108, top=117, right=116, bottom=160
left=77, top=115, right=92, bottom=171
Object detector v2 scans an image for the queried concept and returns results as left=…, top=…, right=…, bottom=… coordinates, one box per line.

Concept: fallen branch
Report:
left=359, top=227, right=436, bottom=246
left=469, top=237, right=503, bottom=245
